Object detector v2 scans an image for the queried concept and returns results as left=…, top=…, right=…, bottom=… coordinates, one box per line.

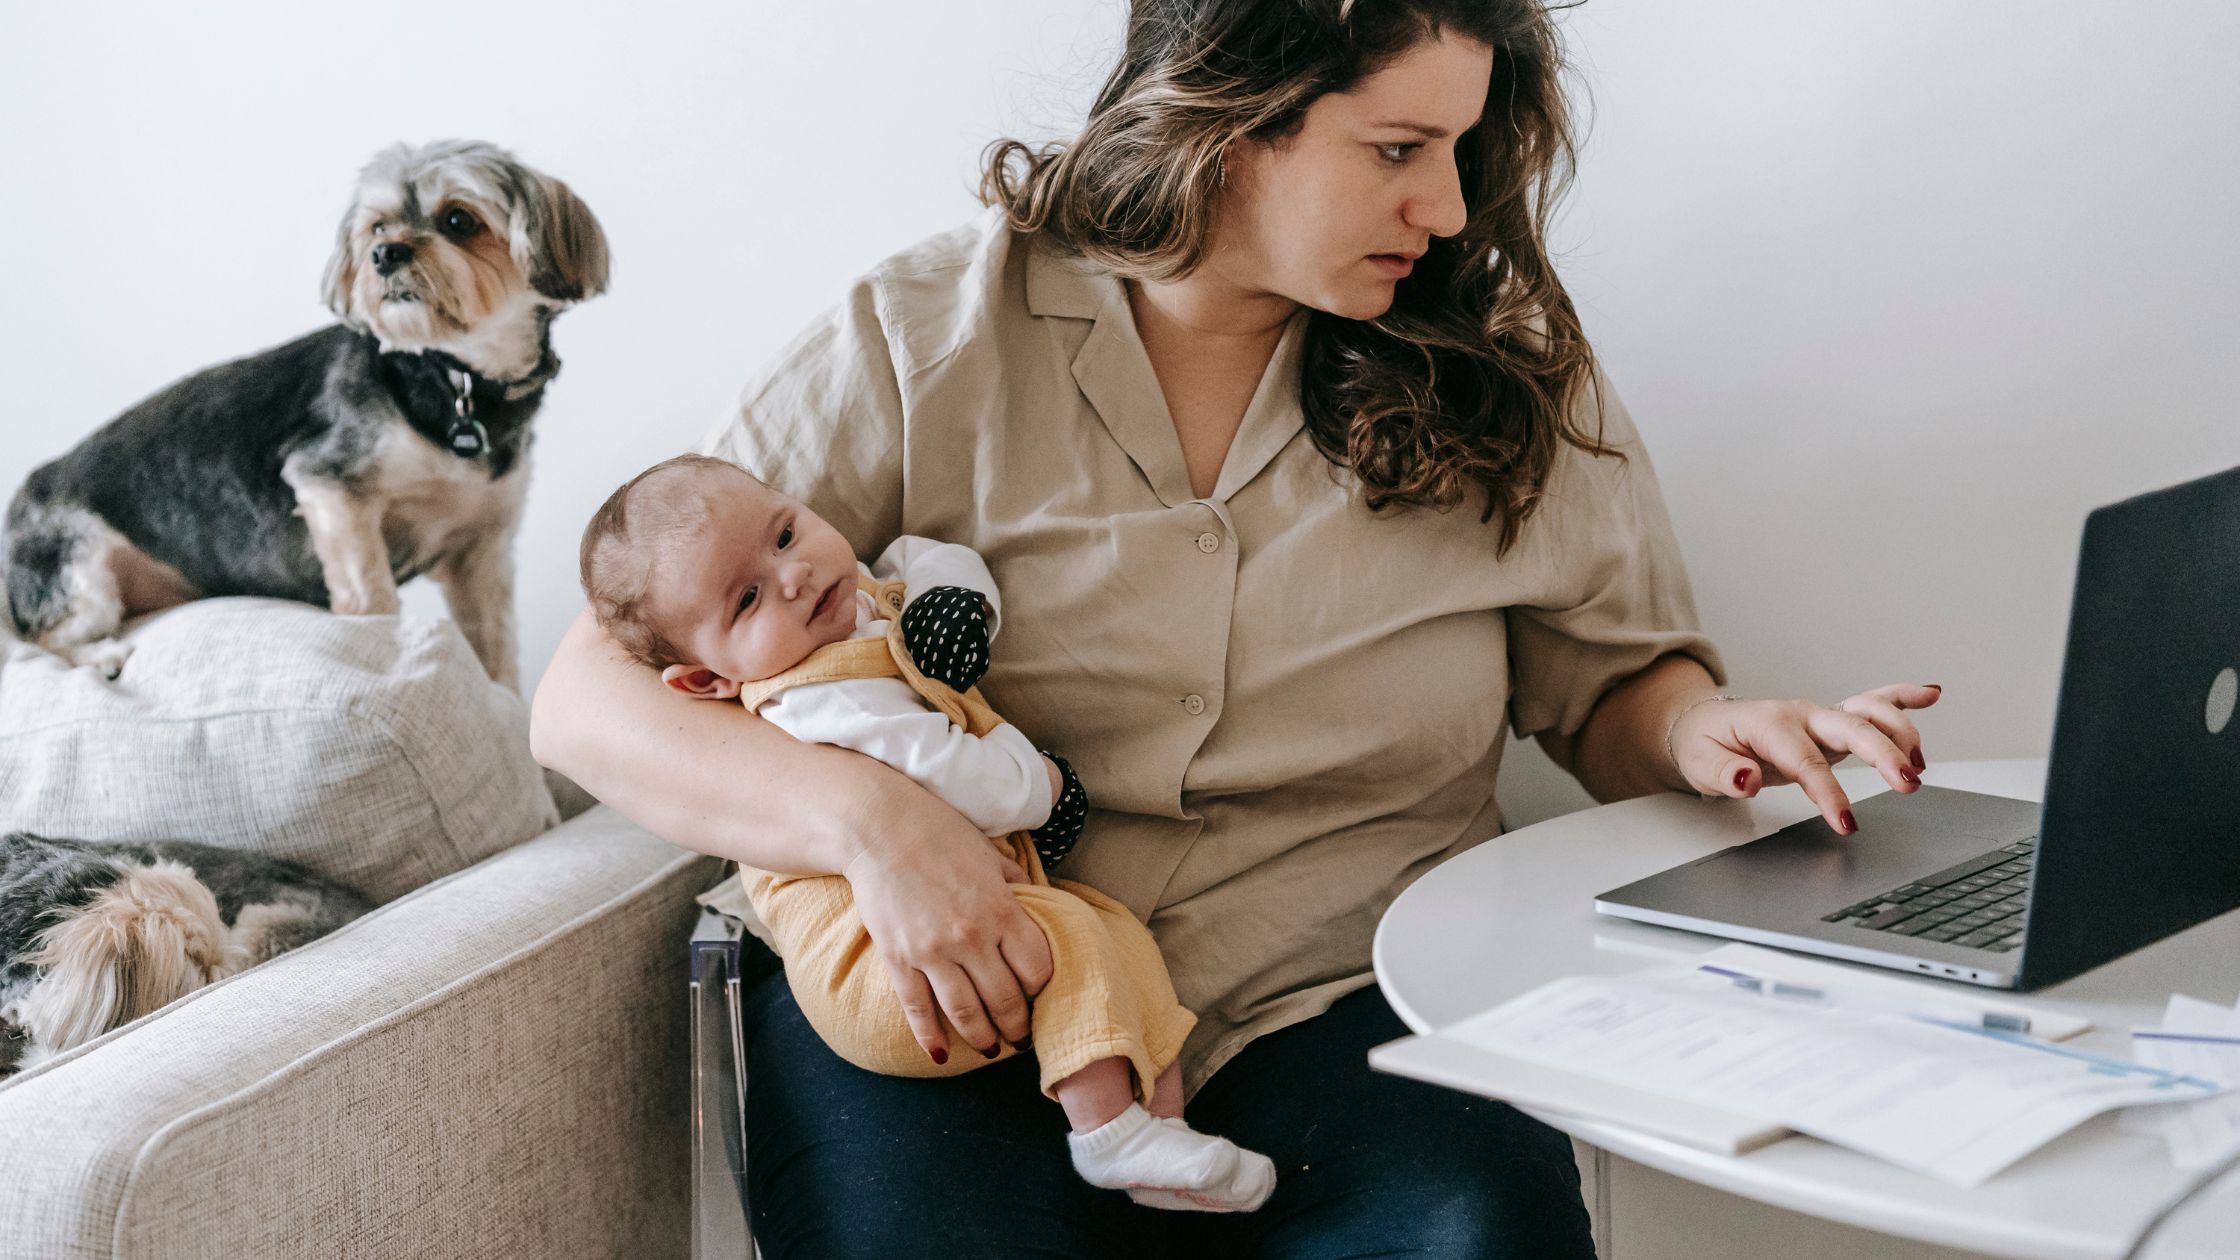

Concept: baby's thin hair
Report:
left=579, top=453, right=757, bottom=669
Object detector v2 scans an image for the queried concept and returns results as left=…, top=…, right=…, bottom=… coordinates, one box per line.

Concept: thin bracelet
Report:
left=1664, top=693, right=1740, bottom=777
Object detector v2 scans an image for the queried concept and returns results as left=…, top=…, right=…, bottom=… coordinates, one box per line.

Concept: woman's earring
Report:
left=1217, top=154, right=1227, bottom=190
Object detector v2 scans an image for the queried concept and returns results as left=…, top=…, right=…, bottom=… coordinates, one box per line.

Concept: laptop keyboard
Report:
left=1820, top=836, right=2037, bottom=953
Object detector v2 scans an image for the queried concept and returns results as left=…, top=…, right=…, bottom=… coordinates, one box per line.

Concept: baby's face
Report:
left=654, top=472, right=860, bottom=695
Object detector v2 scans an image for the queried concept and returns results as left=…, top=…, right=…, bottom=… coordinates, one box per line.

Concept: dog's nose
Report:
left=371, top=242, right=415, bottom=276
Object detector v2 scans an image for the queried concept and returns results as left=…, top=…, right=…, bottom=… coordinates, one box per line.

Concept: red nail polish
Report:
left=1733, top=768, right=1750, bottom=793
left=1899, top=767, right=1920, bottom=787
left=1911, top=747, right=1926, bottom=772
left=1840, top=810, right=1858, bottom=834
left=930, top=1047, right=947, bottom=1066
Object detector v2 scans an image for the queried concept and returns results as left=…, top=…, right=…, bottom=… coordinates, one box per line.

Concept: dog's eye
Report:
left=440, top=208, right=482, bottom=238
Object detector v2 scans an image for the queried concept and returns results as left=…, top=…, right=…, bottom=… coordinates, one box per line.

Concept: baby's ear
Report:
left=661, top=665, right=742, bottom=701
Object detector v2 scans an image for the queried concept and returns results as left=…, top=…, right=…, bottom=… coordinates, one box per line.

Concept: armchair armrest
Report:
left=0, top=807, right=721, bottom=1260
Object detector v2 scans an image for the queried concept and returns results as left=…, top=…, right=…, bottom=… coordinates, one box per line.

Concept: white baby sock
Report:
left=1066, top=1104, right=1277, bottom=1213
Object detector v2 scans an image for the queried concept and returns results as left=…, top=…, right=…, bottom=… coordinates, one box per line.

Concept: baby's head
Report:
left=579, top=454, right=861, bottom=700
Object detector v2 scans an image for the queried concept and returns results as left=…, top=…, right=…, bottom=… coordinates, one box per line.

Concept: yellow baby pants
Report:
left=731, top=577, right=1196, bottom=1104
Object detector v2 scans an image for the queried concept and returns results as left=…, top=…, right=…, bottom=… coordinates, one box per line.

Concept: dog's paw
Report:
left=69, top=639, right=133, bottom=681
left=326, top=588, right=402, bottom=617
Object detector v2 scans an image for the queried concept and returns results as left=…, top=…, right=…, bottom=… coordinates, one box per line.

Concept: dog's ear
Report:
left=320, top=203, right=362, bottom=326
left=511, top=174, right=610, bottom=304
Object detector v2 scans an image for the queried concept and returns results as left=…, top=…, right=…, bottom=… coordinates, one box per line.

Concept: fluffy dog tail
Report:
left=18, top=860, right=236, bottom=1059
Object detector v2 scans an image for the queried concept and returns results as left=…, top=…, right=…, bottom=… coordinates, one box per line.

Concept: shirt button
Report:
left=1195, top=532, right=1221, bottom=554
left=1182, top=693, right=1206, bottom=716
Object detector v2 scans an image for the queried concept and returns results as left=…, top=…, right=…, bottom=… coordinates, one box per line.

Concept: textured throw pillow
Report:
left=0, top=598, right=557, bottom=905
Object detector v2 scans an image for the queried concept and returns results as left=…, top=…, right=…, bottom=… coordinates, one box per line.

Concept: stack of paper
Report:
left=1371, top=945, right=2223, bottom=1187
left=2126, top=995, right=2240, bottom=1170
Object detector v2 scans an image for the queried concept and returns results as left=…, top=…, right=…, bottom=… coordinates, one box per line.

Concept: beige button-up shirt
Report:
left=704, top=210, right=1725, bottom=1093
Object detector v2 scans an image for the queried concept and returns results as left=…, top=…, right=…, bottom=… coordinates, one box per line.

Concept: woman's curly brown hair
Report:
left=982, top=0, right=1609, bottom=554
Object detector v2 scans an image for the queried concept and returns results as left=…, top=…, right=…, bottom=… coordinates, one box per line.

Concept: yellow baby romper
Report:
left=732, top=575, right=1197, bottom=1104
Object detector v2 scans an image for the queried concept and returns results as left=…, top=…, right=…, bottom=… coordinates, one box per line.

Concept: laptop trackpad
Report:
left=1600, top=787, right=2037, bottom=930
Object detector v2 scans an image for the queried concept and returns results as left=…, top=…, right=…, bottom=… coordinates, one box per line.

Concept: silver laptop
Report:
left=1594, top=465, right=2240, bottom=991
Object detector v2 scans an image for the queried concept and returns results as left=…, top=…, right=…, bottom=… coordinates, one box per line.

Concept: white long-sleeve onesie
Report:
left=753, top=536, right=1052, bottom=838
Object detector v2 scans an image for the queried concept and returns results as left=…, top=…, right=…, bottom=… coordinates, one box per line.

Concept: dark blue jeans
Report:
left=738, top=962, right=1597, bottom=1258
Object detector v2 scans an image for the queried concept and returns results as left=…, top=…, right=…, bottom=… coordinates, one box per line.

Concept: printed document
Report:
left=1446, top=970, right=2222, bottom=1186
left=2127, top=995, right=2240, bottom=1170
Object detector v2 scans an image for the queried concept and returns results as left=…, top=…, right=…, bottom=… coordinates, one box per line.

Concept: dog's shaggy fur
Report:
left=0, top=832, right=371, bottom=1073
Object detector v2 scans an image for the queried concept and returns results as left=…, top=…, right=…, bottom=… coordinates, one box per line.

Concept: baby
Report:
left=579, top=454, right=1276, bottom=1213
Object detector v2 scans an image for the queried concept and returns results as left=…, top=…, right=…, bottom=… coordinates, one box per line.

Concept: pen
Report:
left=1696, top=963, right=2035, bottom=1034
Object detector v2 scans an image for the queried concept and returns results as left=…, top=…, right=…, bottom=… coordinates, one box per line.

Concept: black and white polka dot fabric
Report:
left=898, top=585, right=990, bottom=693
left=1032, top=751, right=1088, bottom=870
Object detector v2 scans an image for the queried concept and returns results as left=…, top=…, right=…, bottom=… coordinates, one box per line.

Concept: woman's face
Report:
left=1217, top=34, right=1494, bottom=321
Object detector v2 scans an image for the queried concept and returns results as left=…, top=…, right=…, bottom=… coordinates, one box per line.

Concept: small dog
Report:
left=0, top=832, right=371, bottom=1073
left=1, top=139, right=609, bottom=688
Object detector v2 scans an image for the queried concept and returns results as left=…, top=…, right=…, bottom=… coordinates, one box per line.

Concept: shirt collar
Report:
left=1025, top=239, right=1310, bottom=506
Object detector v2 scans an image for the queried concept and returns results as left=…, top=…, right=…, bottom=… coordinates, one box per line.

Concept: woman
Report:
left=533, top=0, right=1937, bottom=1253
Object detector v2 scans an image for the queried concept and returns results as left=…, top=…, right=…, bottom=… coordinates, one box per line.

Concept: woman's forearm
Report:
left=530, top=605, right=906, bottom=875
left=535, top=609, right=1055, bottom=1052
left=1548, top=652, right=1720, bottom=803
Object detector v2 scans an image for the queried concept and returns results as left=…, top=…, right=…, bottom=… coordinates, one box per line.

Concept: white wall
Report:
left=3, top=2, right=2234, bottom=826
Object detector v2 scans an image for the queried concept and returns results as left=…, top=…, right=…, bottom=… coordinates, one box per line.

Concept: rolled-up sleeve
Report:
left=1505, top=376, right=1727, bottom=739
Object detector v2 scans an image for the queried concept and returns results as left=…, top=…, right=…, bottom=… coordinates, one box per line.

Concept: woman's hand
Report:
left=1668, top=683, right=1943, bottom=834
left=842, top=781, right=1053, bottom=1066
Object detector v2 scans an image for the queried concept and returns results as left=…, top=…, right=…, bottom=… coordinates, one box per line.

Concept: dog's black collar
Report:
left=420, top=347, right=560, bottom=403
left=389, top=345, right=561, bottom=461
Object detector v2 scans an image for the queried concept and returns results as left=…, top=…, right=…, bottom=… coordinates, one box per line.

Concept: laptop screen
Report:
left=2022, top=464, right=2240, bottom=988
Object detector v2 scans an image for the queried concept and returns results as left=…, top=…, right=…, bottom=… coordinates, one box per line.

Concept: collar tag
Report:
left=444, top=368, right=486, bottom=457
left=447, top=415, right=490, bottom=457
